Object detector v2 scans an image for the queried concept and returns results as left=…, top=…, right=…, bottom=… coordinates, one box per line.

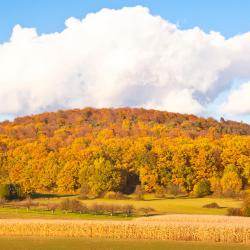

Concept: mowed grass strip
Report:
left=0, top=237, right=249, bottom=250
left=0, top=215, right=249, bottom=244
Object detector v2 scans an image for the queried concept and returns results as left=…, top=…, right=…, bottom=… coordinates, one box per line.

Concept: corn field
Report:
left=0, top=215, right=250, bottom=243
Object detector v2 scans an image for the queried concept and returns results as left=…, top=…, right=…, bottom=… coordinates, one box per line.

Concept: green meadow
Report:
left=0, top=195, right=242, bottom=220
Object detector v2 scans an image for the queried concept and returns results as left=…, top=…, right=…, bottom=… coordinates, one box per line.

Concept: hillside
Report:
left=0, top=107, right=250, bottom=140
left=0, top=107, right=250, bottom=196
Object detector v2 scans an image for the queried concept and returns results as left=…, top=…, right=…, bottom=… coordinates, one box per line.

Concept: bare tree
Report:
left=140, top=207, right=155, bottom=216
left=0, top=198, right=6, bottom=208
left=121, top=204, right=134, bottom=217
left=47, top=203, right=59, bottom=214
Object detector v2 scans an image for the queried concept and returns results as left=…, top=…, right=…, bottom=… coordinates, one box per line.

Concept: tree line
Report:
left=0, top=108, right=249, bottom=197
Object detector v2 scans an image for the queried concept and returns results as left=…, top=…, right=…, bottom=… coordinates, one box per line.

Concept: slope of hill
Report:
left=0, top=107, right=249, bottom=140
left=0, top=107, right=249, bottom=196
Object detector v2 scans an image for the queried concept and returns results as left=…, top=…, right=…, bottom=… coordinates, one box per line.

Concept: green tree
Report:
left=193, top=179, right=211, bottom=197
left=0, top=184, right=10, bottom=199
left=79, top=157, right=122, bottom=196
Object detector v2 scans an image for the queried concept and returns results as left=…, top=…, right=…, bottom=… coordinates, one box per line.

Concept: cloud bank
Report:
left=1, top=6, right=250, bottom=118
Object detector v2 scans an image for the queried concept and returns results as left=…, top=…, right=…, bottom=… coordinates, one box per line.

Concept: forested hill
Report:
left=0, top=107, right=250, bottom=140
left=0, top=108, right=250, bottom=196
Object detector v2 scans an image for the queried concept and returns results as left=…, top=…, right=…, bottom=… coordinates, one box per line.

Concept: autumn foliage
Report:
left=0, top=107, right=249, bottom=196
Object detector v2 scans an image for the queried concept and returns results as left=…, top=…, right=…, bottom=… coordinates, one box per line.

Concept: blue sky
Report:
left=1, top=1, right=250, bottom=123
left=1, top=0, right=250, bottom=42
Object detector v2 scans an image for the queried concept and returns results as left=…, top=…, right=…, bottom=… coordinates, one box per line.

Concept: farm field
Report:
left=0, top=215, right=249, bottom=243
left=0, top=237, right=249, bottom=250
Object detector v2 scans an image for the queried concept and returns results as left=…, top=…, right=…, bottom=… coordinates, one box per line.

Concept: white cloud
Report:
left=221, top=82, right=250, bottom=115
left=145, top=89, right=204, bottom=114
left=1, top=6, right=250, bottom=117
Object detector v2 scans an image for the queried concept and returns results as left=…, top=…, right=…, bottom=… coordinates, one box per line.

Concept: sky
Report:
left=1, top=0, right=250, bottom=123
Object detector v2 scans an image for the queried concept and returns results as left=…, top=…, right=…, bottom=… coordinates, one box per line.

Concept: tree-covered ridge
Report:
left=0, top=108, right=249, bottom=196
left=0, top=108, right=250, bottom=140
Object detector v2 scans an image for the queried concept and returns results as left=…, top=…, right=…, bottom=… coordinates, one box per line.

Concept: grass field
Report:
left=77, top=196, right=241, bottom=215
left=0, top=195, right=242, bottom=220
left=0, top=237, right=249, bottom=250
left=36, top=194, right=242, bottom=215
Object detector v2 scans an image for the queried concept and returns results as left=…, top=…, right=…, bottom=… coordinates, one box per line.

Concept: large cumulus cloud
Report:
left=1, top=6, right=250, bottom=117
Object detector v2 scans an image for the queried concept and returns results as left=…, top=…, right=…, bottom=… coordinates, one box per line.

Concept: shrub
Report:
left=0, top=184, right=24, bottom=200
left=193, top=179, right=211, bottom=197
left=77, top=203, right=88, bottom=213
left=227, top=207, right=242, bottom=216
left=140, top=207, right=155, bottom=216
left=0, top=184, right=10, bottom=199
left=121, top=204, right=134, bottom=216
left=91, top=203, right=104, bottom=214
left=104, top=204, right=121, bottom=216
left=227, top=195, right=250, bottom=217
left=60, top=199, right=71, bottom=213
left=60, top=199, right=87, bottom=214
left=241, top=195, right=250, bottom=217
left=202, top=202, right=220, bottom=208
left=70, top=199, right=84, bottom=213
